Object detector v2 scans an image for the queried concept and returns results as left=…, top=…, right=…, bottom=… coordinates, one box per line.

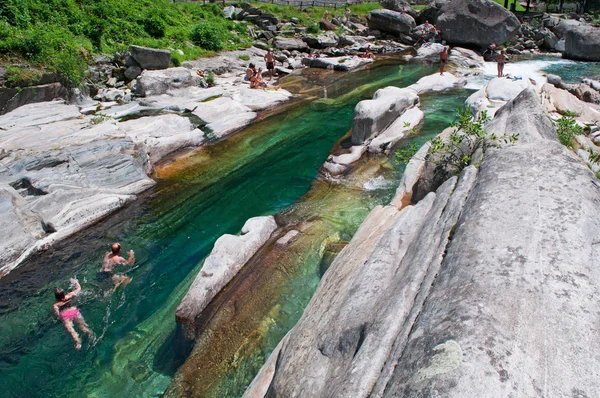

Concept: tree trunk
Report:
left=504, top=0, right=509, bottom=8
left=526, top=0, right=531, bottom=11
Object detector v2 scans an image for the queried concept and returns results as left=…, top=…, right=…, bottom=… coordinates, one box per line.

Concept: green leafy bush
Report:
left=190, top=22, right=225, bottom=51
left=306, top=23, right=320, bottom=34
left=143, top=16, right=166, bottom=38
left=555, top=114, right=583, bottom=148
left=397, top=108, right=518, bottom=174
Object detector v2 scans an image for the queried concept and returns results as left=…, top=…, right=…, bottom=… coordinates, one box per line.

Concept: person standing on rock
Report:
left=264, top=49, right=276, bottom=81
left=497, top=50, right=506, bottom=77
left=324, top=10, right=329, bottom=20
left=439, top=46, right=449, bottom=75
left=345, top=8, right=351, bottom=24
left=54, top=278, right=95, bottom=350
left=98, top=242, right=135, bottom=293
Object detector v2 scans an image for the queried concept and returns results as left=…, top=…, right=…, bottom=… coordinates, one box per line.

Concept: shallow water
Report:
left=1, top=57, right=598, bottom=398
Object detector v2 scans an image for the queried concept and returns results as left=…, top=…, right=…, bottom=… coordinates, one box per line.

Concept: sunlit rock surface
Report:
left=247, top=88, right=600, bottom=397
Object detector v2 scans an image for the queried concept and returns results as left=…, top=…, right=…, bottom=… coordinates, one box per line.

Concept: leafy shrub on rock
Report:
left=190, top=22, right=225, bottom=51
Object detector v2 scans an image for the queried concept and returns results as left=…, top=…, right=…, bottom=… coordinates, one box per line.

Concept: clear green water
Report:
left=4, top=53, right=570, bottom=397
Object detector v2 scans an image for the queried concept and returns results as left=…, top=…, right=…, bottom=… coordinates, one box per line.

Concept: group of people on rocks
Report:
left=244, top=49, right=281, bottom=89
left=53, top=242, right=136, bottom=350
left=438, top=42, right=508, bottom=77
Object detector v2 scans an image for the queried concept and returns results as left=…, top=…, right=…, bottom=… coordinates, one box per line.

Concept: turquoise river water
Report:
left=0, top=57, right=598, bottom=398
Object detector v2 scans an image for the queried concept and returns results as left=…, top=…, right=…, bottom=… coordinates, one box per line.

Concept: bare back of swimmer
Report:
left=99, top=242, right=135, bottom=292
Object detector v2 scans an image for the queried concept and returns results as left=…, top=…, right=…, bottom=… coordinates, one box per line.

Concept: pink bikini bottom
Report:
left=60, top=308, right=80, bottom=320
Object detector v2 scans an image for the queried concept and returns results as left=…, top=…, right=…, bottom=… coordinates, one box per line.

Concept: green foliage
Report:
left=205, top=72, right=216, bottom=86
left=238, top=53, right=250, bottom=61
left=396, top=108, right=519, bottom=174
left=191, top=22, right=226, bottom=51
left=143, top=16, right=166, bottom=38
left=396, top=142, right=419, bottom=164
left=555, top=114, right=583, bottom=148
left=306, top=23, right=320, bottom=34
left=171, top=54, right=182, bottom=67
left=0, top=0, right=251, bottom=86
left=4, top=65, right=42, bottom=87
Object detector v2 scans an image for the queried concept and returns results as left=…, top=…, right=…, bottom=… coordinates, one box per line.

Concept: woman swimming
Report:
left=53, top=278, right=94, bottom=350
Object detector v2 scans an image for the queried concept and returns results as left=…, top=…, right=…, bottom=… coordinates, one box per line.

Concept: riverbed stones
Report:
left=274, top=37, right=309, bottom=51
left=176, top=216, right=278, bottom=341
left=352, top=86, right=419, bottom=145
left=366, top=9, right=416, bottom=36
left=436, top=0, right=520, bottom=47
left=134, top=67, right=202, bottom=97
left=564, top=25, right=600, bottom=62
left=130, top=45, right=171, bottom=70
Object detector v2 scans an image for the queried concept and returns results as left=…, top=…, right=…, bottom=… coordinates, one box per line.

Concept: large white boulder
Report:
left=352, top=87, right=419, bottom=145
left=176, top=216, right=278, bottom=340
left=407, top=72, right=467, bottom=95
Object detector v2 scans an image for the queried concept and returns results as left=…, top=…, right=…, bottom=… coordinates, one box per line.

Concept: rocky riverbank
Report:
left=0, top=46, right=295, bottom=276
left=243, top=76, right=600, bottom=398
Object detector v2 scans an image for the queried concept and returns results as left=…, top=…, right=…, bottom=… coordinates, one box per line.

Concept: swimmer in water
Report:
left=54, top=278, right=95, bottom=350
left=99, top=242, right=135, bottom=292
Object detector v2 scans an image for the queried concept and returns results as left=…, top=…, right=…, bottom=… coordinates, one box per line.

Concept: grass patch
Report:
left=491, top=0, right=526, bottom=11
left=238, top=53, right=250, bottom=61
left=0, top=0, right=377, bottom=87
left=4, top=65, right=43, bottom=87
left=0, top=0, right=253, bottom=86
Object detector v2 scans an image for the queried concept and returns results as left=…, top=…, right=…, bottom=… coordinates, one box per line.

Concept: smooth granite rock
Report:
left=352, top=87, right=419, bottom=145
left=564, top=25, right=600, bottom=62
left=247, top=80, right=600, bottom=398
left=130, top=45, right=171, bottom=70
left=367, top=9, right=416, bottom=36
left=134, top=67, right=203, bottom=97
left=407, top=72, right=467, bottom=95
left=176, top=216, right=278, bottom=340
left=437, top=0, right=520, bottom=47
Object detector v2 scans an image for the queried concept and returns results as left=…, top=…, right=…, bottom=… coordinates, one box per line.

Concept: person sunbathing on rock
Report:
left=245, top=63, right=256, bottom=81
left=54, top=278, right=95, bottom=350
left=98, top=242, right=135, bottom=293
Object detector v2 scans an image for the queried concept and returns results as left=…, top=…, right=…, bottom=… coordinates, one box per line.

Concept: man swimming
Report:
left=98, top=242, right=135, bottom=291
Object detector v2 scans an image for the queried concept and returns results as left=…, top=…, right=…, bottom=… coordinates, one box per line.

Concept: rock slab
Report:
left=130, top=45, right=172, bottom=70
left=437, top=0, right=520, bottom=47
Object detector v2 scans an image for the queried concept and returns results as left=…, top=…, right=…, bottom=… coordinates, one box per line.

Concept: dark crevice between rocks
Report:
left=9, top=177, right=47, bottom=196
left=352, top=323, right=368, bottom=360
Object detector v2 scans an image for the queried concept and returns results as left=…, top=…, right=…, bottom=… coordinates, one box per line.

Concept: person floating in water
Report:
left=439, top=46, right=449, bottom=75
left=54, top=278, right=95, bottom=350
left=98, top=242, right=135, bottom=292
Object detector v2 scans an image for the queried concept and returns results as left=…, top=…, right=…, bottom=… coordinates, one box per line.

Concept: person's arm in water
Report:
left=53, top=302, right=62, bottom=317
left=126, top=250, right=135, bottom=265
left=64, top=278, right=81, bottom=300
